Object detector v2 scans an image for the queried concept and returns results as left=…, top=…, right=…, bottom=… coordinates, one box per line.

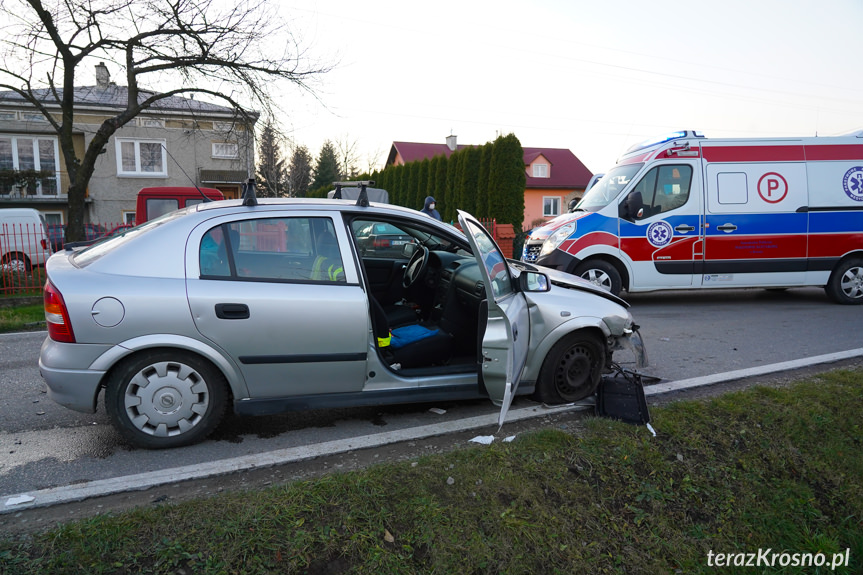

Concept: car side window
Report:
left=351, top=219, right=415, bottom=260
left=633, top=165, right=693, bottom=219
left=199, top=217, right=345, bottom=283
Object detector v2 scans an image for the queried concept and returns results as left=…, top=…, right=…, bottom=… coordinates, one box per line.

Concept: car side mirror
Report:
left=402, top=242, right=417, bottom=258
left=519, top=271, right=550, bottom=292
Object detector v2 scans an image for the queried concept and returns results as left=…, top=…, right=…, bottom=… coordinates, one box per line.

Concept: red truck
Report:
left=135, top=186, right=224, bottom=224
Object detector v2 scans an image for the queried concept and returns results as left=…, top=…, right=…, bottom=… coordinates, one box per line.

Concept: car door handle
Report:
left=717, top=224, right=738, bottom=233
left=674, top=225, right=695, bottom=233
left=215, top=303, right=250, bottom=320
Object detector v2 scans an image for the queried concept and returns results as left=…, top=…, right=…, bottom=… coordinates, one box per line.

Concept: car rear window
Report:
left=72, top=210, right=186, bottom=267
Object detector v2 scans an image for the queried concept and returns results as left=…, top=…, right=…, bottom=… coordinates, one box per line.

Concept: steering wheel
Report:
left=402, top=245, right=430, bottom=289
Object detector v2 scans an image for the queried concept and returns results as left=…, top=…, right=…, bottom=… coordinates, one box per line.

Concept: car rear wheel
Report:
left=533, top=331, right=606, bottom=404
left=825, top=258, right=863, bottom=305
left=575, top=260, right=622, bottom=295
left=105, top=350, right=228, bottom=449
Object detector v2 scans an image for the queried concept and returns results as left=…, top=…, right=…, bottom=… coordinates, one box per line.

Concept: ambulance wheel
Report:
left=533, top=331, right=606, bottom=404
left=575, top=260, right=622, bottom=295
left=825, top=258, right=863, bottom=305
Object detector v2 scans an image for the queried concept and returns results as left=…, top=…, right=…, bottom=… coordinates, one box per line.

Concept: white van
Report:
left=522, top=130, right=863, bottom=304
left=0, top=208, right=52, bottom=271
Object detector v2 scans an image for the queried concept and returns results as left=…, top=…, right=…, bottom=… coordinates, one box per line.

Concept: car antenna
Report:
left=160, top=143, right=214, bottom=203
left=242, top=178, right=258, bottom=206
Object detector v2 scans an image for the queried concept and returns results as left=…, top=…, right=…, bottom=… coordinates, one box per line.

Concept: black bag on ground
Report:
left=595, top=367, right=653, bottom=425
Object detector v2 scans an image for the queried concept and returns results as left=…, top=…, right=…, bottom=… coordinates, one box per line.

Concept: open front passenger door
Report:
left=458, top=211, right=530, bottom=428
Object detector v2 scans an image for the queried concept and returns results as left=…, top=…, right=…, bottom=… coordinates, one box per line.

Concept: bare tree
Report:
left=335, top=135, right=360, bottom=180
left=0, top=0, right=330, bottom=240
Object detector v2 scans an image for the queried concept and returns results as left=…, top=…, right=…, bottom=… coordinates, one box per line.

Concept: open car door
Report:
left=458, top=211, right=530, bottom=428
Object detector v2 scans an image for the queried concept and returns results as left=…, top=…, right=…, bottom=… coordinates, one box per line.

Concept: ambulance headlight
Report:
left=540, top=223, right=575, bottom=257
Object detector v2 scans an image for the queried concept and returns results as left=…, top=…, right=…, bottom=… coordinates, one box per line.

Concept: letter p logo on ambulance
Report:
left=646, top=221, right=673, bottom=248
left=842, top=167, right=863, bottom=202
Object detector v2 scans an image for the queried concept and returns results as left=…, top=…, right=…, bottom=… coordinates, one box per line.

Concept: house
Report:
left=386, top=136, right=593, bottom=229
left=522, top=147, right=593, bottom=228
left=0, top=63, right=256, bottom=228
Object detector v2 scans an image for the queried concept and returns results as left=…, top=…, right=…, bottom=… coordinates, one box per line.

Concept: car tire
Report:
left=575, top=260, right=622, bottom=295
left=533, top=331, right=606, bottom=404
left=105, top=349, right=228, bottom=449
left=825, top=258, right=863, bottom=305
left=1, top=252, right=30, bottom=273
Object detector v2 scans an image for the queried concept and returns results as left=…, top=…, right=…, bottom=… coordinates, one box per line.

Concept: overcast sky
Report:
left=264, top=0, right=861, bottom=174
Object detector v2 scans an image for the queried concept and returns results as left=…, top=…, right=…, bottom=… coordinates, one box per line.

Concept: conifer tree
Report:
left=256, top=122, right=286, bottom=197
left=311, top=141, right=341, bottom=191
left=287, top=144, right=313, bottom=197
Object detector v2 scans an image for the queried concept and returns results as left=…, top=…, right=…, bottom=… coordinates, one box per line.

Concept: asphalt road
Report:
left=1, top=286, right=859, bottom=506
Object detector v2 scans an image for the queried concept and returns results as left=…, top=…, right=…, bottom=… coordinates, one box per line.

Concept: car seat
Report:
left=312, top=232, right=345, bottom=282
left=369, top=296, right=452, bottom=369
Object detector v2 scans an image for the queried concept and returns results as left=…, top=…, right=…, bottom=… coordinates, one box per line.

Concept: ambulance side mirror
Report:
left=619, top=191, right=645, bottom=222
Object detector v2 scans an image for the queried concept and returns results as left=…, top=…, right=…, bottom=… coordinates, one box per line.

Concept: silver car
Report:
left=39, top=195, right=647, bottom=448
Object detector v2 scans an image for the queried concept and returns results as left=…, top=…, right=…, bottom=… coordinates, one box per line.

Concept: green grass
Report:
left=0, top=304, right=44, bottom=333
left=2, top=370, right=862, bottom=574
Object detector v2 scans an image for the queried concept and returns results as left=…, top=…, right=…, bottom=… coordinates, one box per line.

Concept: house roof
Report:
left=0, top=84, right=247, bottom=117
left=523, top=147, right=593, bottom=188
left=387, top=141, right=467, bottom=165
left=387, top=141, right=593, bottom=188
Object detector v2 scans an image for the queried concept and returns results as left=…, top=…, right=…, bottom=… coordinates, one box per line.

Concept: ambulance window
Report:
left=716, top=172, right=748, bottom=204
left=634, top=165, right=692, bottom=219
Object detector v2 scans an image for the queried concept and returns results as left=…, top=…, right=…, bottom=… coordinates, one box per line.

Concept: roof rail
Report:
left=332, top=180, right=376, bottom=207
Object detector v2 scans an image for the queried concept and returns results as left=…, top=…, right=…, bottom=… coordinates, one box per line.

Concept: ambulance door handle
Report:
left=675, top=225, right=695, bottom=233
left=717, top=224, right=738, bottom=233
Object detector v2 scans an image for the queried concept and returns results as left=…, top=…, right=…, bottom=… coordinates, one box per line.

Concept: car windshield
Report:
left=574, top=163, right=643, bottom=212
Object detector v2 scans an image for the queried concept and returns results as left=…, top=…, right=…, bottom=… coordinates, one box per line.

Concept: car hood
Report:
left=518, top=262, right=629, bottom=308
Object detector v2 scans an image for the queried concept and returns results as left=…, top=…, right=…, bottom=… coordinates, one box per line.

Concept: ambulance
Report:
left=522, top=130, right=863, bottom=304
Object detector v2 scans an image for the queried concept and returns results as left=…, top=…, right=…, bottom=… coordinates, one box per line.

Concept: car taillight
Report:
left=44, top=281, right=75, bottom=343
left=41, top=238, right=48, bottom=250
left=373, top=239, right=391, bottom=248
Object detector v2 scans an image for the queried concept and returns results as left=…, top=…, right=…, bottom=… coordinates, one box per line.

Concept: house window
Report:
left=19, top=112, right=47, bottom=122
left=212, top=142, right=239, bottom=159
left=136, top=117, right=165, bottom=128
left=213, top=121, right=235, bottom=132
left=533, top=163, right=549, bottom=178
left=543, top=196, right=561, bottom=217
left=116, top=138, right=167, bottom=176
left=0, top=111, right=16, bottom=121
left=0, top=135, right=60, bottom=195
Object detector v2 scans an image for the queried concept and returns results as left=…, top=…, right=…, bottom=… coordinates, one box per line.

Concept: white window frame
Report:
left=0, top=135, right=61, bottom=196
left=115, top=138, right=167, bottom=177
left=533, top=163, right=549, bottom=178
left=543, top=196, right=561, bottom=217
left=212, top=142, right=239, bottom=159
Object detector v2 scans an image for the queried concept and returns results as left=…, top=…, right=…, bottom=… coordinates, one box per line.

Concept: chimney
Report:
left=446, top=134, right=457, bottom=151
left=95, top=63, right=110, bottom=89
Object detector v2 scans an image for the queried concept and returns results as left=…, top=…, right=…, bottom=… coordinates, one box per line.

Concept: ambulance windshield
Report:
left=575, top=163, right=643, bottom=212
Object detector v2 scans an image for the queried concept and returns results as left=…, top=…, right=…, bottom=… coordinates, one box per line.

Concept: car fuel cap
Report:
left=91, top=297, right=125, bottom=327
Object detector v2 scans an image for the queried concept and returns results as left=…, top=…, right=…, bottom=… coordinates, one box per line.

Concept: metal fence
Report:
left=0, top=222, right=125, bottom=295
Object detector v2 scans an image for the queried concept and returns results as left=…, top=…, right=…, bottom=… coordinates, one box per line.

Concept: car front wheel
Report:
left=533, top=331, right=606, bottom=404
left=105, top=350, right=228, bottom=449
